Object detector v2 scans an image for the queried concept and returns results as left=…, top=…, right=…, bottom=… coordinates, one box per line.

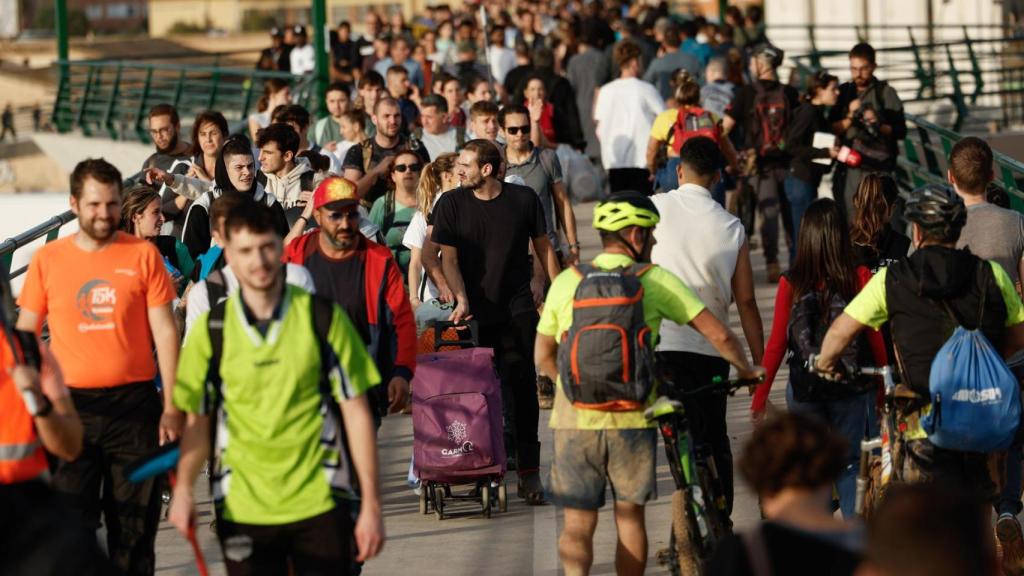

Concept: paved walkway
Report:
left=154, top=200, right=790, bottom=575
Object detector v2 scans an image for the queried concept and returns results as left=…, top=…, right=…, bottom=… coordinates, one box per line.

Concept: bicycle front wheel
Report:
left=671, top=488, right=704, bottom=576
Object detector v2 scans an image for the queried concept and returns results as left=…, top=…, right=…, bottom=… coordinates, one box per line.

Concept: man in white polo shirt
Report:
left=651, top=136, right=764, bottom=517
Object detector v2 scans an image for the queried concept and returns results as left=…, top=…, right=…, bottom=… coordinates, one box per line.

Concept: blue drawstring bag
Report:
left=922, top=285, right=1020, bottom=453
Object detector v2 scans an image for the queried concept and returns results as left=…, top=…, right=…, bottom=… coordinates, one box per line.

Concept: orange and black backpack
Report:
left=557, top=264, right=657, bottom=411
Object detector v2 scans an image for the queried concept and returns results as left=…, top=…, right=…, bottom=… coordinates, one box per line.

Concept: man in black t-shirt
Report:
left=431, top=140, right=561, bottom=505
left=342, top=97, right=430, bottom=205
left=723, top=44, right=799, bottom=283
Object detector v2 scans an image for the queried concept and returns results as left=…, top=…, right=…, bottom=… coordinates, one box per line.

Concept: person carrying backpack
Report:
left=646, top=70, right=738, bottom=197
left=169, top=201, right=386, bottom=574
left=723, top=43, right=800, bottom=283
left=815, top=184, right=1024, bottom=505
left=751, top=198, right=888, bottom=518
left=535, top=191, right=763, bottom=576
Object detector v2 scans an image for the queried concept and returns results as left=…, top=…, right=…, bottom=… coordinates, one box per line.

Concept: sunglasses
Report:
left=393, top=163, right=422, bottom=173
left=504, top=125, right=530, bottom=136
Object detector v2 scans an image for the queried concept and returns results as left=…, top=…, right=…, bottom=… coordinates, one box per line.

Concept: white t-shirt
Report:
left=651, top=183, right=746, bottom=357
left=488, top=46, right=517, bottom=85
left=594, top=77, right=665, bottom=170
left=184, top=263, right=316, bottom=335
left=420, top=129, right=459, bottom=160
left=290, top=44, right=316, bottom=75
left=402, top=193, right=446, bottom=301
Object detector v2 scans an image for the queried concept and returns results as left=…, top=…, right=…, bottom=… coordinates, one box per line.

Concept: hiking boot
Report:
left=518, top=471, right=546, bottom=505
left=537, top=375, right=555, bottom=410
left=766, top=262, right=781, bottom=284
left=998, top=513, right=1024, bottom=575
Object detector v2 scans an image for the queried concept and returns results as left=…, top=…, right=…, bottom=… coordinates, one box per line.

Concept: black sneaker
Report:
left=537, top=375, right=555, bottom=410
left=518, top=472, right=546, bottom=505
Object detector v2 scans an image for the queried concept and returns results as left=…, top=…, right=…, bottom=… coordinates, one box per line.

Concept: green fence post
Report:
left=240, top=74, right=257, bottom=126
left=962, top=26, right=984, bottom=104
left=134, top=67, right=154, bottom=141
left=808, top=25, right=821, bottom=70
left=918, top=125, right=942, bottom=177
left=207, top=69, right=220, bottom=110
left=312, top=0, right=329, bottom=117
left=0, top=252, right=11, bottom=277
left=907, top=28, right=932, bottom=99
left=171, top=69, right=186, bottom=113
left=102, top=63, right=123, bottom=140
left=945, top=45, right=968, bottom=132
left=75, top=65, right=96, bottom=136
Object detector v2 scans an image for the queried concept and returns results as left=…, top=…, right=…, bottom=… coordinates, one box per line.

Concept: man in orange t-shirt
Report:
left=17, top=158, right=181, bottom=576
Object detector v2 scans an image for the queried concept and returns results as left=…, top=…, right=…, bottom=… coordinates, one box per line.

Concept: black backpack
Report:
left=787, top=289, right=874, bottom=402
left=557, top=264, right=656, bottom=411
left=752, top=82, right=790, bottom=157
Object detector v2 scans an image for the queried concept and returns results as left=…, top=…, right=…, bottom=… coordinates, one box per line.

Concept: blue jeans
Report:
left=786, top=385, right=874, bottom=518
left=656, top=157, right=682, bottom=192
left=783, top=174, right=818, bottom=262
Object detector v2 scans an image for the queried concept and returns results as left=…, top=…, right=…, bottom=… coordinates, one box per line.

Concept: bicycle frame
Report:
left=654, top=410, right=717, bottom=544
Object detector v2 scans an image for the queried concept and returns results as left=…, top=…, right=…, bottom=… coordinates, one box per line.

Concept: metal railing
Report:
left=50, top=59, right=317, bottom=142
left=0, top=210, right=77, bottom=279
left=789, top=30, right=1024, bottom=134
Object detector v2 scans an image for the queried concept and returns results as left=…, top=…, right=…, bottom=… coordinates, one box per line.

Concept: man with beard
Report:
left=502, top=104, right=579, bottom=411
left=284, top=177, right=415, bottom=426
left=431, top=140, right=561, bottom=504
left=142, top=103, right=191, bottom=173
left=342, top=98, right=430, bottom=205
left=828, top=42, right=907, bottom=221
left=17, top=158, right=182, bottom=575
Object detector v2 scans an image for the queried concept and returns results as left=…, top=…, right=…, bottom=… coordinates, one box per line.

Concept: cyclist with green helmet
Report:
left=535, top=191, right=762, bottom=576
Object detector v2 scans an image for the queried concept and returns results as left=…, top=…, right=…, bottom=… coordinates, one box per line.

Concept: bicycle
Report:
left=645, top=374, right=765, bottom=576
left=806, top=354, right=901, bottom=518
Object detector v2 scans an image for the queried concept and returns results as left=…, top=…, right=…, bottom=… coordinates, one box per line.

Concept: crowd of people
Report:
left=2, top=2, right=1024, bottom=576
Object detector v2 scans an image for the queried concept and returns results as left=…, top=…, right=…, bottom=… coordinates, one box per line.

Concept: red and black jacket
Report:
left=284, top=230, right=416, bottom=415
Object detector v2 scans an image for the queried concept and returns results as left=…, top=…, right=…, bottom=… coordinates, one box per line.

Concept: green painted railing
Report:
left=0, top=211, right=77, bottom=279
left=51, top=60, right=317, bottom=142
left=790, top=30, right=1024, bottom=133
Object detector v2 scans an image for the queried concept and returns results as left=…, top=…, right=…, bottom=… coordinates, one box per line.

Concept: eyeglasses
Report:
left=393, top=163, right=422, bottom=173
left=504, top=125, right=530, bottom=136
left=149, top=127, right=173, bottom=136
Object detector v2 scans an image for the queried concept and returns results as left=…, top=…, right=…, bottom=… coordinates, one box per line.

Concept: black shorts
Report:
left=216, top=501, right=355, bottom=576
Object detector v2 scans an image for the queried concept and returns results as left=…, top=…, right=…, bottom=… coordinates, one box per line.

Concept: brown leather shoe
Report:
left=998, top=513, right=1024, bottom=576
left=766, top=262, right=781, bottom=284
left=537, top=375, right=555, bottom=410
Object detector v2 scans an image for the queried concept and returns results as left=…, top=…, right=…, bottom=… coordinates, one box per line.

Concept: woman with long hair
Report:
left=751, top=198, right=887, bottom=518
left=850, top=173, right=910, bottom=272
left=402, top=153, right=458, bottom=309
left=247, top=78, right=291, bottom=140
left=523, top=75, right=558, bottom=149
left=120, top=185, right=195, bottom=294
left=784, top=70, right=840, bottom=256
left=646, top=69, right=738, bottom=198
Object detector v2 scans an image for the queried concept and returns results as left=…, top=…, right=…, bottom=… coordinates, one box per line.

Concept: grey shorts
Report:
left=550, top=428, right=658, bottom=510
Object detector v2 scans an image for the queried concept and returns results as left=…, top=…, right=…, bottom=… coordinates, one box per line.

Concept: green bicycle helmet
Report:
left=593, top=191, right=661, bottom=232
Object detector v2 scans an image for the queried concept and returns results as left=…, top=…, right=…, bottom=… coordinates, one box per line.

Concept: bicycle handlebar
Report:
left=806, top=354, right=896, bottom=392
left=675, top=374, right=766, bottom=398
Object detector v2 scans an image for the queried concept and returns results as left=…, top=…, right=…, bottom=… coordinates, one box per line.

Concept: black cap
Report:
left=293, top=25, right=307, bottom=36
left=270, top=27, right=283, bottom=37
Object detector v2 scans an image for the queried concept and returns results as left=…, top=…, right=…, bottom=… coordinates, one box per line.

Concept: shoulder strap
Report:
left=205, top=299, right=227, bottom=418
left=361, top=139, right=374, bottom=175
left=206, top=269, right=227, bottom=308
left=383, top=189, right=397, bottom=232
left=204, top=299, right=228, bottom=494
